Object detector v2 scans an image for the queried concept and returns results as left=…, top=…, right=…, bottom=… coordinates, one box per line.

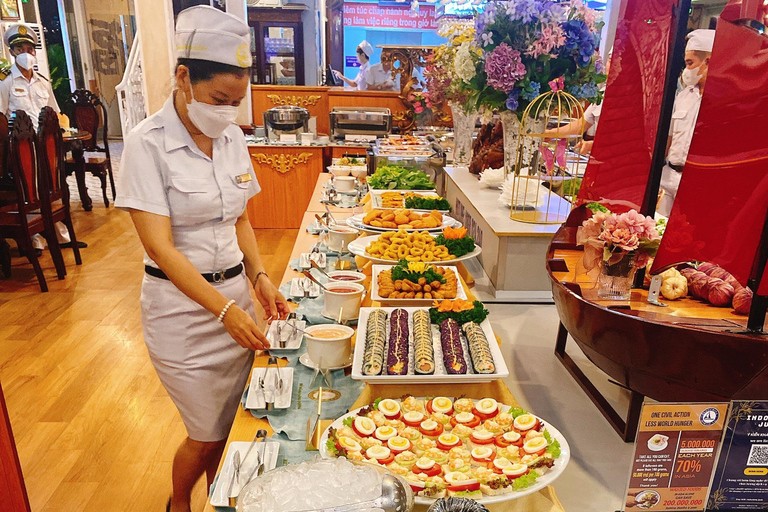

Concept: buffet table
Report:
left=443, top=167, right=564, bottom=302
left=202, top=174, right=567, bottom=512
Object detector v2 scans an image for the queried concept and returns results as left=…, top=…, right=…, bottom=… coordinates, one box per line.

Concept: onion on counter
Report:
left=733, top=287, right=753, bottom=315
left=708, top=280, right=735, bottom=307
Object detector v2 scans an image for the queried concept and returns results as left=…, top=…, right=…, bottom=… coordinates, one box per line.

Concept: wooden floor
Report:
left=0, top=206, right=297, bottom=511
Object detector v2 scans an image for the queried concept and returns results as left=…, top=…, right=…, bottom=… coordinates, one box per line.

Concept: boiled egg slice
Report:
left=444, top=471, right=477, bottom=485
left=471, top=446, right=494, bottom=461
left=420, top=419, right=439, bottom=432
left=387, top=436, right=411, bottom=452
left=338, top=436, right=362, bottom=452
left=503, top=463, right=529, bottom=478
left=366, top=445, right=392, bottom=460
left=431, top=397, right=453, bottom=414
left=523, top=436, right=548, bottom=454
left=502, top=431, right=522, bottom=443
left=476, top=398, right=498, bottom=416
left=514, top=414, right=538, bottom=432
left=437, top=433, right=460, bottom=448
left=415, top=457, right=436, bottom=471
left=471, top=429, right=494, bottom=442
left=454, top=412, right=475, bottom=424
left=354, top=416, right=376, bottom=436
left=379, top=399, right=401, bottom=418
left=492, top=457, right=512, bottom=471
left=403, top=411, right=425, bottom=424
left=375, top=425, right=397, bottom=441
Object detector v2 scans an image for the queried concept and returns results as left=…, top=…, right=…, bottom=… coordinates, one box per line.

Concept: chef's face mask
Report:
left=184, top=81, right=239, bottom=139
left=681, top=66, right=704, bottom=87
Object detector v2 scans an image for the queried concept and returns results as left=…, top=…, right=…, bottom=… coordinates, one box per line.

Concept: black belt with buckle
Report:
left=145, top=263, right=244, bottom=283
left=667, top=162, right=684, bottom=173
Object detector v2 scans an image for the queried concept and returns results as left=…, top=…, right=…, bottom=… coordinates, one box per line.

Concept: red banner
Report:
left=342, top=2, right=439, bottom=31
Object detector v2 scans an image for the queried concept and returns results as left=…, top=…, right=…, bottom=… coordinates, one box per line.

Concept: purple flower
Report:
left=484, top=43, right=527, bottom=93
left=506, top=89, right=521, bottom=111
left=481, top=32, right=494, bottom=47
left=561, top=20, right=597, bottom=67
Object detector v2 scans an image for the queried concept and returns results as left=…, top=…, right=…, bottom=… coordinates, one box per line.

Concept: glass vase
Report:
left=597, top=252, right=638, bottom=301
left=499, top=110, right=521, bottom=175
left=450, top=102, right=476, bottom=166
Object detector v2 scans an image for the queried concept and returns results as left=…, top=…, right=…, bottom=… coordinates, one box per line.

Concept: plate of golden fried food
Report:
left=371, top=263, right=466, bottom=306
left=348, top=209, right=461, bottom=233
left=347, top=231, right=482, bottom=265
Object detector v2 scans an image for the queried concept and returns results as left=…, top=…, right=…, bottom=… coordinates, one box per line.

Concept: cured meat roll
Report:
left=363, top=309, right=387, bottom=376
left=412, top=310, right=434, bottom=374
left=387, top=309, right=410, bottom=375
left=463, top=322, right=495, bottom=374
left=440, top=318, right=467, bottom=374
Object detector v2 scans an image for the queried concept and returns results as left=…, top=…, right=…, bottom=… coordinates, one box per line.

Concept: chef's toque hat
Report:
left=176, top=5, right=252, bottom=68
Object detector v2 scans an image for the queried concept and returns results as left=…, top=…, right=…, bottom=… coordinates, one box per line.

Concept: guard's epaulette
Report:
left=35, top=72, right=49, bottom=82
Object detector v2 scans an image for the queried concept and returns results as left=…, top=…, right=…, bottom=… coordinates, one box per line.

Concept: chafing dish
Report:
left=263, top=105, right=310, bottom=140
left=330, top=107, right=392, bottom=141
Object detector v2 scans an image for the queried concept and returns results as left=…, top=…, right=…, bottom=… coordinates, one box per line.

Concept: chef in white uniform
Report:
left=333, top=40, right=374, bottom=90
left=115, top=7, right=289, bottom=512
left=0, top=23, right=75, bottom=253
left=658, top=29, right=715, bottom=217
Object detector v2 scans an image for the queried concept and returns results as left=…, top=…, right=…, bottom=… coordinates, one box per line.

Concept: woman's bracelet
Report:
left=253, top=271, right=268, bottom=285
left=217, top=299, right=236, bottom=323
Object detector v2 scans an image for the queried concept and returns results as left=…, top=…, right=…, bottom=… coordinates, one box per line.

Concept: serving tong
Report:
left=260, top=356, right=284, bottom=410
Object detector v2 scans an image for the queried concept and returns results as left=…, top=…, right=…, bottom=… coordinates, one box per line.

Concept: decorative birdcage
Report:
left=507, top=82, right=586, bottom=224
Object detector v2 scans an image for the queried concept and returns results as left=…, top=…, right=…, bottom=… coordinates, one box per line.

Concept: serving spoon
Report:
left=298, top=474, right=410, bottom=512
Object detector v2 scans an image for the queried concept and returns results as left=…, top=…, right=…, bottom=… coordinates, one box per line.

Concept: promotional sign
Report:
left=625, top=403, right=728, bottom=511
left=342, top=2, right=439, bottom=30
left=707, top=401, right=768, bottom=510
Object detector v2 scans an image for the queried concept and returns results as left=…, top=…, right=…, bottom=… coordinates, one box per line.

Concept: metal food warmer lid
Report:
left=330, top=107, right=392, bottom=139
left=263, top=105, right=310, bottom=132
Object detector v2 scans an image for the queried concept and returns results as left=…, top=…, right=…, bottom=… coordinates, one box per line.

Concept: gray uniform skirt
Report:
left=141, top=272, right=255, bottom=442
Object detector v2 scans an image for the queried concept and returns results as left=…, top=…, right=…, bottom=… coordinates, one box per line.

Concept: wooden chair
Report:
left=0, top=110, right=66, bottom=291
left=38, top=107, right=82, bottom=266
left=64, top=89, right=115, bottom=207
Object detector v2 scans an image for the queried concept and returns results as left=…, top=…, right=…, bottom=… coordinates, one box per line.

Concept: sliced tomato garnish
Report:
left=506, top=468, right=530, bottom=480
left=470, top=435, right=495, bottom=445
left=472, top=407, right=499, bottom=422
left=352, top=423, right=371, bottom=438
left=374, top=453, right=395, bottom=465
left=403, top=417, right=423, bottom=428
left=494, top=435, right=511, bottom=448
left=413, top=464, right=442, bottom=477
left=426, top=399, right=454, bottom=416
left=449, top=415, right=481, bottom=429
left=408, top=481, right=425, bottom=493
left=447, top=481, right=480, bottom=493
left=382, top=411, right=402, bottom=421
left=419, top=423, right=444, bottom=438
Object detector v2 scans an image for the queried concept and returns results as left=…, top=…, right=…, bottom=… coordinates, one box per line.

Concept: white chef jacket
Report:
left=354, top=61, right=371, bottom=91
left=0, top=64, right=60, bottom=129
left=667, top=85, right=702, bottom=166
left=115, top=95, right=261, bottom=273
left=367, top=62, right=397, bottom=91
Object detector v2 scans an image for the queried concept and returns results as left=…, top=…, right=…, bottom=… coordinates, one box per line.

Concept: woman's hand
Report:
left=253, top=277, right=291, bottom=321
left=222, top=304, right=270, bottom=351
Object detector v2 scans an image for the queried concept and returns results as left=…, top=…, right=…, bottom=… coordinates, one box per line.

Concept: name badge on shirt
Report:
left=235, top=173, right=252, bottom=184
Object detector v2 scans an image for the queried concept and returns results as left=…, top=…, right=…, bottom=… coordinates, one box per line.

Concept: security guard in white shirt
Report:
left=333, top=40, right=374, bottom=90
left=658, top=29, right=715, bottom=217
left=0, top=23, right=76, bottom=253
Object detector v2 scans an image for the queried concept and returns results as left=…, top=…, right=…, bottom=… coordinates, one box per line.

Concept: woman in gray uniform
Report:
left=115, top=6, right=290, bottom=511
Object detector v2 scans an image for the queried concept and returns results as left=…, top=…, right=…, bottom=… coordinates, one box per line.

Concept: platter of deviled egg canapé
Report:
left=319, top=396, right=570, bottom=505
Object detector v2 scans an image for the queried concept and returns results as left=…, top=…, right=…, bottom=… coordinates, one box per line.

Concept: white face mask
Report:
left=15, top=53, right=36, bottom=70
left=185, top=84, right=239, bottom=139
left=681, top=65, right=702, bottom=87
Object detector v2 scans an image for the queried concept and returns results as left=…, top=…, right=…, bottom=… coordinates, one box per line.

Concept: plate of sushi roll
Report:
left=351, top=302, right=509, bottom=383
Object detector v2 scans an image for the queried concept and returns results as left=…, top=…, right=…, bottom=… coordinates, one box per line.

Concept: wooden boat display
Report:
left=548, top=0, right=768, bottom=441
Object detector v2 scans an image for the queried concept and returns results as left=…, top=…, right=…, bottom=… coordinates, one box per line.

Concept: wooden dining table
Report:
left=62, top=130, right=93, bottom=211
left=202, top=174, right=566, bottom=512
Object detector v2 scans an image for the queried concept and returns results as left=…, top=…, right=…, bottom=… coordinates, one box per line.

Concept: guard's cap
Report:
left=4, top=24, right=37, bottom=48
left=686, top=29, right=715, bottom=53
left=175, top=5, right=252, bottom=68
left=358, top=40, right=374, bottom=58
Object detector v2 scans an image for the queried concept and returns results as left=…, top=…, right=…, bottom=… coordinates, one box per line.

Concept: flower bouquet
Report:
left=577, top=208, right=661, bottom=300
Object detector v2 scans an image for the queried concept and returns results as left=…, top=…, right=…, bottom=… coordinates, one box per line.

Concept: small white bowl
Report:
left=335, top=176, right=357, bottom=192
left=327, top=226, right=359, bottom=252
left=327, top=270, right=366, bottom=285
left=323, top=281, right=365, bottom=322
left=329, top=166, right=352, bottom=177
left=304, top=324, right=355, bottom=368
left=350, top=167, right=368, bottom=179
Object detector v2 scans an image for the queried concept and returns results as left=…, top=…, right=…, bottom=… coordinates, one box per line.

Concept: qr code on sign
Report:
left=747, top=444, right=768, bottom=466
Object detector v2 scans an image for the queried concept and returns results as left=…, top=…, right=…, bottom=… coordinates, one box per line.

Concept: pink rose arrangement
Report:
left=577, top=209, right=661, bottom=272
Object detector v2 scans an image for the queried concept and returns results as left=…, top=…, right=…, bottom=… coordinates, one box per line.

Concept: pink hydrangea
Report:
left=484, top=43, right=526, bottom=93
left=528, top=24, right=566, bottom=58
left=599, top=227, right=639, bottom=252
